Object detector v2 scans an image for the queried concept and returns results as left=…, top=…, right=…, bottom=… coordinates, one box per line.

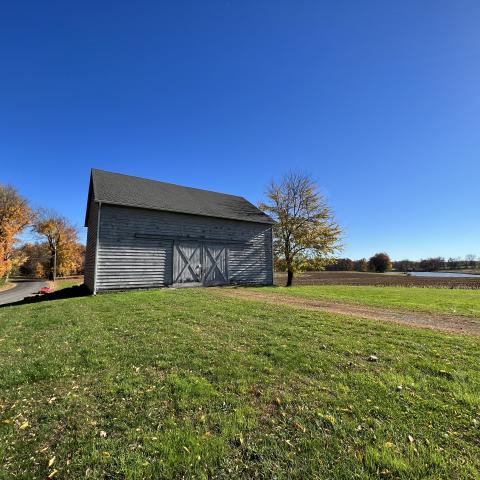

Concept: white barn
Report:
left=84, top=169, right=274, bottom=293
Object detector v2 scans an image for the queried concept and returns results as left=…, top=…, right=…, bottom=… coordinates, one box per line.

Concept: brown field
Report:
left=274, top=271, right=480, bottom=289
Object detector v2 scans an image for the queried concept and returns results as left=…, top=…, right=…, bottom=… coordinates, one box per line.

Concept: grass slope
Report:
left=0, top=289, right=479, bottom=479
left=262, top=285, right=480, bottom=318
left=52, top=279, right=84, bottom=291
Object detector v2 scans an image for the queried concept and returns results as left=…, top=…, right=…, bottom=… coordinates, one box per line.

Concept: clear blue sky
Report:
left=1, top=1, right=479, bottom=260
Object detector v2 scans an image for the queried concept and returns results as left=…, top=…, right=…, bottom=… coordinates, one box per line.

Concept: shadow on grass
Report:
left=1, top=285, right=91, bottom=308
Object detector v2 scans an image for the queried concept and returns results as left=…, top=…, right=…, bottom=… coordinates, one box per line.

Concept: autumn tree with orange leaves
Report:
left=34, top=211, right=83, bottom=279
left=0, top=184, right=33, bottom=283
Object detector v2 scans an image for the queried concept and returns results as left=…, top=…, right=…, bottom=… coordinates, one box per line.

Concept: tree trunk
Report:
left=48, top=252, right=55, bottom=280
left=286, top=269, right=294, bottom=287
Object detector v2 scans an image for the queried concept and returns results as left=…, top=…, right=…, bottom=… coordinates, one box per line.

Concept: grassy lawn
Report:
left=261, top=285, right=480, bottom=317
left=52, top=278, right=84, bottom=291
left=0, top=289, right=479, bottom=479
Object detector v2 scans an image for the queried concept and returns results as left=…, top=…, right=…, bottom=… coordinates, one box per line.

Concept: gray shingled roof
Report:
left=87, top=169, right=273, bottom=225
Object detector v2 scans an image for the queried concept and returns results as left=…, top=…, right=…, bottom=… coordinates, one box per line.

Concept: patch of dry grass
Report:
left=0, top=282, right=16, bottom=293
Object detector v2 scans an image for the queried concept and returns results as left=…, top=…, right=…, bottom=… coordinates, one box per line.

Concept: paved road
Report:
left=0, top=280, right=48, bottom=306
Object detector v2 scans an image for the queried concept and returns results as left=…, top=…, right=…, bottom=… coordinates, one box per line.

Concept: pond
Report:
left=407, top=271, right=480, bottom=278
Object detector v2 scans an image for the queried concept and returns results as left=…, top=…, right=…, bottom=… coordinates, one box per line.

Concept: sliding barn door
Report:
left=202, top=244, right=228, bottom=286
left=173, top=241, right=229, bottom=286
left=173, top=241, right=202, bottom=285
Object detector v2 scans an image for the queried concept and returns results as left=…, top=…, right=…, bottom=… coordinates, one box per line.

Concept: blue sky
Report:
left=1, top=1, right=479, bottom=260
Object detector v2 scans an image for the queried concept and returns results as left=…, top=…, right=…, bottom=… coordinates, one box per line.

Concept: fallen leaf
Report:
left=324, top=415, right=336, bottom=425
left=48, top=469, right=58, bottom=478
left=293, top=422, right=306, bottom=432
left=19, top=421, right=29, bottom=430
left=99, top=430, right=107, bottom=438
left=48, top=456, right=56, bottom=467
left=408, top=434, right=414, bottom=443
left=384, top=442, right=394, bottom=448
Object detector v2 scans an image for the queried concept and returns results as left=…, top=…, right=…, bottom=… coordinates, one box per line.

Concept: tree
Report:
left=354, top=258, right=368, bottom=272
left=447, top=257, right=461, bottom=270
left=57, top=242, right=84, bottom=277
left=368, top=252, right=392, bottom=273
left=325, top=258, right=354, bottom=271
left=0, top=184, right=33, bottom=282
left=7, top=249, right=29, bottom=278
left=34, top=211, right=82, bottom=280
left=394, top=259, right=415, bottom=272
left=34, top=261, right=45, bottom=278
left=18, top=242, right=51, bottom=277
left=259, top=172, right=342, bottom=286
left=465, top=254, right=477, bottom=269
left=419, top=257, right=444, bottom=272
left=18, top=240, right=84, bottom=278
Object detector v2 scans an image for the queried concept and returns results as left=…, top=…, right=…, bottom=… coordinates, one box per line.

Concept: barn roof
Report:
left=85, top=169, right=273, bottom=226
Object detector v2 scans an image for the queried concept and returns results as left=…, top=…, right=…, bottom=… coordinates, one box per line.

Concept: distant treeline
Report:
left=393, top=256, right=479, bottom=272
left=275, top=252, right=392, bottom=273
left=325, top=255, right=479, bottom=272
left=325, top=258, right=368, bottom=272
left=275, top=254, right=479, bottom=273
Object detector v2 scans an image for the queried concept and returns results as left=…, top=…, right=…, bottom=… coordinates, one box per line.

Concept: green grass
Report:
left=53, top=279, right=83, bottom=291
left=0, top=288, right=479, bottom=479
left=260, top=285, right=480, bottom=317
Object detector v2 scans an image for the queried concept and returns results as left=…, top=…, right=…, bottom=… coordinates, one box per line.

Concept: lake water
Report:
left=408, top=271, right=480, bottom=278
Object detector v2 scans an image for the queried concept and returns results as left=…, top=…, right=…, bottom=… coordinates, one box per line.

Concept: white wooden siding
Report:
left=84, top=199, right=98, bottom=292
left=94, top=204, right=272, bottom=291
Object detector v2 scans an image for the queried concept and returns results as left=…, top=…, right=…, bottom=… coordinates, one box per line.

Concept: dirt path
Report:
left=214, top=289, right=480, bottom=336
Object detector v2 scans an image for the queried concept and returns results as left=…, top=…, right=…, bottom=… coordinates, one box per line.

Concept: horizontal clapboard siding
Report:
left=97, top=237, right=172, bottom=290
left=84, top=198, right=98, bottom=292
left=95, top=204, right=272, bottom=291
